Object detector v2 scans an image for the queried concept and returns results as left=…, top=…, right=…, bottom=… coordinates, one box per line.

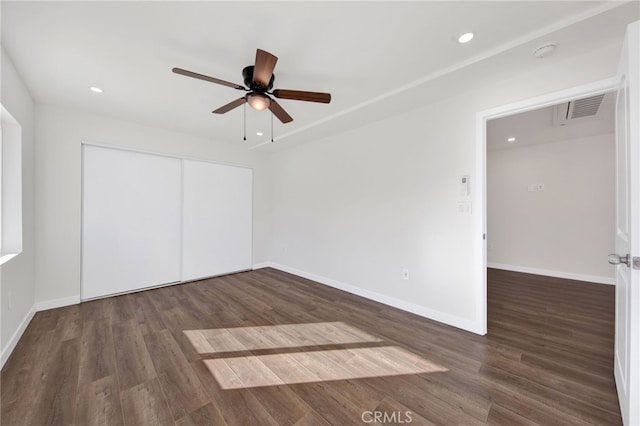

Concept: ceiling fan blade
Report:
left=268, top=99, right=293, bottom=123
left=173, top=67, right=245, bottom=90
left=253, top=49, right=278, bottom=88
left=273, top=89, right=331, bottom=104
left=212, top=97, right=247, bottom=114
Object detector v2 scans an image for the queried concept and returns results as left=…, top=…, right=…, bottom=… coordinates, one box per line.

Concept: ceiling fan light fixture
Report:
left=247, top=93, right=271, bottom=111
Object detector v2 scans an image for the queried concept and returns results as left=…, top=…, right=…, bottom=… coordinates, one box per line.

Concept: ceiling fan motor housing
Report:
left=242, top=66, right=274, bottom=91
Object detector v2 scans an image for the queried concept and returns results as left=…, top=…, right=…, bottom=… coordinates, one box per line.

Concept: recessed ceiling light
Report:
left=457, top=32, right=474, bottom=44
left=507, top=137, right=516, bottom=142
left=256, top=132, right=263, bottom=136
left=89, top=86, right=103, bottom=93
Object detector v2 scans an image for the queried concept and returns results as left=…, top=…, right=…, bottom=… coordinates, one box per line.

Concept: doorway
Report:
left=475, top=79, right=621, bottom=421
left=486, top=91, right=615, bottom=283
left=473, top=77, right=617, bottom=335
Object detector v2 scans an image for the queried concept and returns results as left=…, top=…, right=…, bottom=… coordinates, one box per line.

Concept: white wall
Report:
left=1, top=48, right=36, bottom=359
left=34, top=105, right=270, bottom=305
left=487, top=134, right=615, bottom=283
left=269, top=101, right=477, bottom=328
left=267, top=42, right=621, bottom=333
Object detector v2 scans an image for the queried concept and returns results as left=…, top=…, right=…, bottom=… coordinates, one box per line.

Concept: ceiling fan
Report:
left=172, top=49, right=331, bottom=124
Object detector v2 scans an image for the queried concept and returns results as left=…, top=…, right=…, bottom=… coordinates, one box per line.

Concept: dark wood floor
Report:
left=1, top=268, right=620, bottom=425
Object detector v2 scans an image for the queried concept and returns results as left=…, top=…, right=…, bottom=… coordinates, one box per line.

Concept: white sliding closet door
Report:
left=182, top=159, right=252, bottom=281
left=82, top=145, right=182, bottom=299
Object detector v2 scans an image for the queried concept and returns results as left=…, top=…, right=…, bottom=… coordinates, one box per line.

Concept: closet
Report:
left=81, top=144, right=252, bottom=300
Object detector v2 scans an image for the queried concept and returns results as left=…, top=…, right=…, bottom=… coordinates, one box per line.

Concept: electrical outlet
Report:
left=402, top=269, right=409, bottom=280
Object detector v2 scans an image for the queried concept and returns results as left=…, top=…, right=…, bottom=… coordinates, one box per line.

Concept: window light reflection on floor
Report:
left=183, top=321, right=382, bottom=354
left=184, top=322, right=447, bottom=389
left=204, top=345, right=447, bottom=389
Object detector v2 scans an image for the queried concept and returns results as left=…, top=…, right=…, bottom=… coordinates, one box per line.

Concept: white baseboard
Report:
left=487, top=263, right=615, bottom=285
left=1, top=308, right=35, bottom=368
left=1, top=294, right=81, bottom=369
left=34, top=295, right=81, bottom=311
left=268, top=262, right=483, bottom=335
left=252, top=262, right=271, bottom=270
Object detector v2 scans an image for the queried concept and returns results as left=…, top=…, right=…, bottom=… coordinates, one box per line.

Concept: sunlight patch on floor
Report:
left=203, top=345, right=447, bottom=389
left=183, top=321, right=382, bottom=354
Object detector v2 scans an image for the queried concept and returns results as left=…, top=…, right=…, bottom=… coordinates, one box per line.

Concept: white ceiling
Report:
left=488, top=91, right=615, bottom=151
left=2, top=1, right=637, bottom=151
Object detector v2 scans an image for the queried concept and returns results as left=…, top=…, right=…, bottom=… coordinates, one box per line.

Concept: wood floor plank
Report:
left=28, top=337, right=80, bottom=426
left=75, top=375, right=123, bottom=426
left=143, top=329, right=210, bottom=421
left=77, top=319, right=118, bottom=385
left=174, top=403, right=228, bottom=426
left=80, top=297, right=115, bottom=322
left=371, top=396, right=436, bottom=425
left=111, top=293, right=136, bottom=324
left=112, top=319, right=157, bottom=390
left=484, top=352, right=620, bottom=411
left=1, top=323, right=53, bottom=400
left=487, top=385, right=589, bottom=426
left=167, top=327, right=204, bottom=363
left=486, top=403, right=539, bottom=426
left=52, top=305, right=83, bottom=342
left=160, top=307, right=203, bottom=332
left=0, top=330, right=55, bottom=424
left=479, top=363, right=620, bottom=425
left=190, top=358, right=278, bottom=426
left=247, top=385, right=319, bottom=426
left=365, top=374, right=487, bottom=425
left=293, top=410, right=332, bottom=426
left=287, top=381, right=376, bottom=425
left=374, top=370, right=492, bottom=422
left=1, top=268, right=622, bottom=425
left=131, top=291, right=167, bottom=336
left=120, top=379, right=174, bottom=426
left=313, top=377, right=387, bottom=417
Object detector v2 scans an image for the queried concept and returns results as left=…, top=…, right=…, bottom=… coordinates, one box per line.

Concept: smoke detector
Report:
left=533, top=43, right=557, bottom=59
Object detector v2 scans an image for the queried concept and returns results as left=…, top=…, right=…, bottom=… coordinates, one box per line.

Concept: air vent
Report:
left=570, top=94, right=605, bottom=119
left=553, top=93, right=607, bottom=126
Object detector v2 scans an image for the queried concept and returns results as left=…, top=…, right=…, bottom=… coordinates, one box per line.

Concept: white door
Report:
left=181, top=160, right=253, bottom=281
left=610, top=21, right=639, bottom=426
left=82, top=145, right=182, bottom=299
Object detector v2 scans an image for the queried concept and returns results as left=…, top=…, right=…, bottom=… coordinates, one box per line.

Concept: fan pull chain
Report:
left=271, top=111, right=274, bottom=143
left=243, top=103, right=247, bottom=141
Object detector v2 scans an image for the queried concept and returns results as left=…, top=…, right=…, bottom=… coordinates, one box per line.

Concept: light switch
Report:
left=527, top=184, right=537, bottom=192
left=537, top=183, right=545, bottom=191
